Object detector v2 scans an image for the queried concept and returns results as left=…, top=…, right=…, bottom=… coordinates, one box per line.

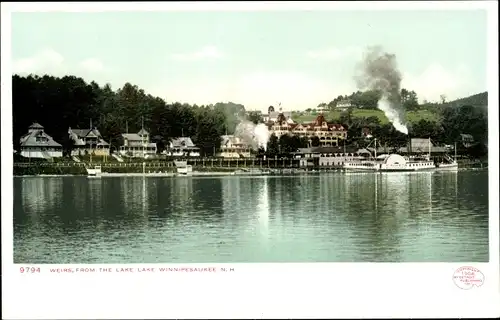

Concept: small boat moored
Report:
left=86, top=165, right=102, bottom=177
left=435, top=143, right=459, bottom=171
left=174, top=160, right=193, bottom=175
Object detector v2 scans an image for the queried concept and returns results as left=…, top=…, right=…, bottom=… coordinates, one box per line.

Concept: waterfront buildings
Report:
left=293, top=146, right=361, bottom=167
left=68, top=122, right=110, bottom=156
left=19, top=122, right=63, bottom=159
left=165, top=137, right=200, bottom=157
left=402, top=138, right=447, bottom=155
left=120, top=127, right=157, bottom=158
left=268, top=111, right=347, bottom=147
left=218, top=135, right=252, bottom=158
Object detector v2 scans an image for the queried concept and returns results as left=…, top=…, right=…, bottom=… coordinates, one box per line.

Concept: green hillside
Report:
left=292, top=91, right=488, bottom=124
left=442, top=92, right=487, bottom=108
left=292, top=107, right=439, bottom=124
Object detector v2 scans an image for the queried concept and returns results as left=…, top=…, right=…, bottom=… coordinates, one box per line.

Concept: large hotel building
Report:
left=266, top=108, right=347, bottom=147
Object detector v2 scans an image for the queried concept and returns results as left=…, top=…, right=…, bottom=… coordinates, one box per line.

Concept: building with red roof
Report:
left=267, top=111, right=347, bottom=147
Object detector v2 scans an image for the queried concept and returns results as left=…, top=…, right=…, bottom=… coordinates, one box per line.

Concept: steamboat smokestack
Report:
left=408, top=134, right=412, bottom=156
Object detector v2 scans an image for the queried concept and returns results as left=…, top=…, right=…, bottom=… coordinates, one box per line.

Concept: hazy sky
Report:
left=11, top=9, right=487, bottom=111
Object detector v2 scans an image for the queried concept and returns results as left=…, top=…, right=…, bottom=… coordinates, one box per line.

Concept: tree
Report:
left=266, top=133, right=280, bottom=157
left=12, top=74, right=487, bottom=160
left=365, top=116, right=381, bottom=127
left=278, top=134, right=292, bottom=154
left=11, top=74, right=242, bottom=158
left=402, top=90, right=419, bottom=110
left=400, top=88, right=409, bottom=103
left=292, top=135, right=309, bottom=149
left=317, top=102, right=327, bottom=110
left=358, top=90, right=381, bottom=109
left=276, top=134, right=307, bottom=155
left=193, top=107, right=225, bottom=156
left=247, top=111, right=263, bottom=124
left=327, top=100, right=336, bottom=110
left=440, top=94, right=447, bottom=104
left=407, top=90, right=419, bottom=108
left=311, top=136, right=320, bottom=147
left=466, top=141, right=488, bottom=159
left=440, top=104, right=487, bottom=145
left=409, top=119, right=443, bottom=143
left=339, top=108, right=353, bottom=128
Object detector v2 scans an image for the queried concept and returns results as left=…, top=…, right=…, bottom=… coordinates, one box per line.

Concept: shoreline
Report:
left=12, top=166, right=488, bottom=178
left=12, top=158, right=487, bottom=178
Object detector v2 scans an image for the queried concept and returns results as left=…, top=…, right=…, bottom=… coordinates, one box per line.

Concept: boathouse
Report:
left=19, top=122, right=63, bottom=159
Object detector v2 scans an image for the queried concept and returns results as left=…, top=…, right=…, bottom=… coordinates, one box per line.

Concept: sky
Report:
left=10, top=8, right=488, bottom=111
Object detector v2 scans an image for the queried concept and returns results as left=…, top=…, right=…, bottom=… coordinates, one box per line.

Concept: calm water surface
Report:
left=13, top=171, right=489, bottom=263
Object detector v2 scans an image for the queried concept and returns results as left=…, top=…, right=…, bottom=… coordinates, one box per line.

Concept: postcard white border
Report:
left=2, top=1, right=499, bottom=319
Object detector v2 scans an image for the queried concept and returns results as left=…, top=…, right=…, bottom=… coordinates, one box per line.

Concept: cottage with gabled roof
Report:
left=19, top=122, right=63, bottom=159
left=267, top=111, right=297, bottom=138
left=68, top=121, right=110, bottom=156
left=120, top=127, right=157, bottom=158
left=217, top=135, right=251, bottom=158
left=165, top=137, right=200, bottom=157
left=460, top=133, right=475, bottom=148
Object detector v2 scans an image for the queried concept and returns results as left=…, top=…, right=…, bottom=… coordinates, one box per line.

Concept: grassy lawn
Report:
left=292, top=108, right=440, bottom=124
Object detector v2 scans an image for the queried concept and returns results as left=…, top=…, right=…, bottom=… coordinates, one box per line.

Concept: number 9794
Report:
left=20, top=267, right=41, bottom=273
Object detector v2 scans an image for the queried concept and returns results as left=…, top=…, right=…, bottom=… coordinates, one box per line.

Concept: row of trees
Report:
left=13, top=74, right=246, bottom=156
left=12, top=74, right=488, bottom=158
left=309, top=88, right=421, bottom=112
left=264, top=134, right=310, bottom=157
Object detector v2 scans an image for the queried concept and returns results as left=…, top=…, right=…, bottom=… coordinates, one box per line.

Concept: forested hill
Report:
left=443, top=92, right=488, bottom=108
left=12, top=74, right=245, bottom=155
left=11, top=74, right=489, bottom=157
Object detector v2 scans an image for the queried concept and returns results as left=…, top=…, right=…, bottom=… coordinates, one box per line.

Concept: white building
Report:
left=336, top=99, right=352, bottom=111
left=165, top=137, right=200, bottom=157
left=19, top=122, right=63, bottom=159
left=217, top=135, right=252, bottom=158
left=262, top=105, right=294, bottom=123
left=120, top=128, right=157, bottom=158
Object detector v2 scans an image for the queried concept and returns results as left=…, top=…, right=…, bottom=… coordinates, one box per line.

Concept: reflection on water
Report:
left=21, top=177, right=63, bottom=215
left=13, top=171, right=489, bottom=263
left=257, top=177, right=269, bottom=238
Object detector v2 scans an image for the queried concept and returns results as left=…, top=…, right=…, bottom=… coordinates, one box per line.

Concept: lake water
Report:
left=13, top=171, right=489, bottom=263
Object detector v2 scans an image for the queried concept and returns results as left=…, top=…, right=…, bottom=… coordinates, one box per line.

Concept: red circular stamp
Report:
left=452, top=266, right=485, bottom=290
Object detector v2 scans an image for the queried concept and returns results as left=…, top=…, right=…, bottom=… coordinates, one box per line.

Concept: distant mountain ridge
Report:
left=443, top=91, right=487, bottom=108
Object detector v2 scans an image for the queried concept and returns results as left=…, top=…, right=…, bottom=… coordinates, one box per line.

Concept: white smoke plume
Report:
left=234, top=120, right=270, bottom=151
left=355, top=46, right=409, bottom=134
